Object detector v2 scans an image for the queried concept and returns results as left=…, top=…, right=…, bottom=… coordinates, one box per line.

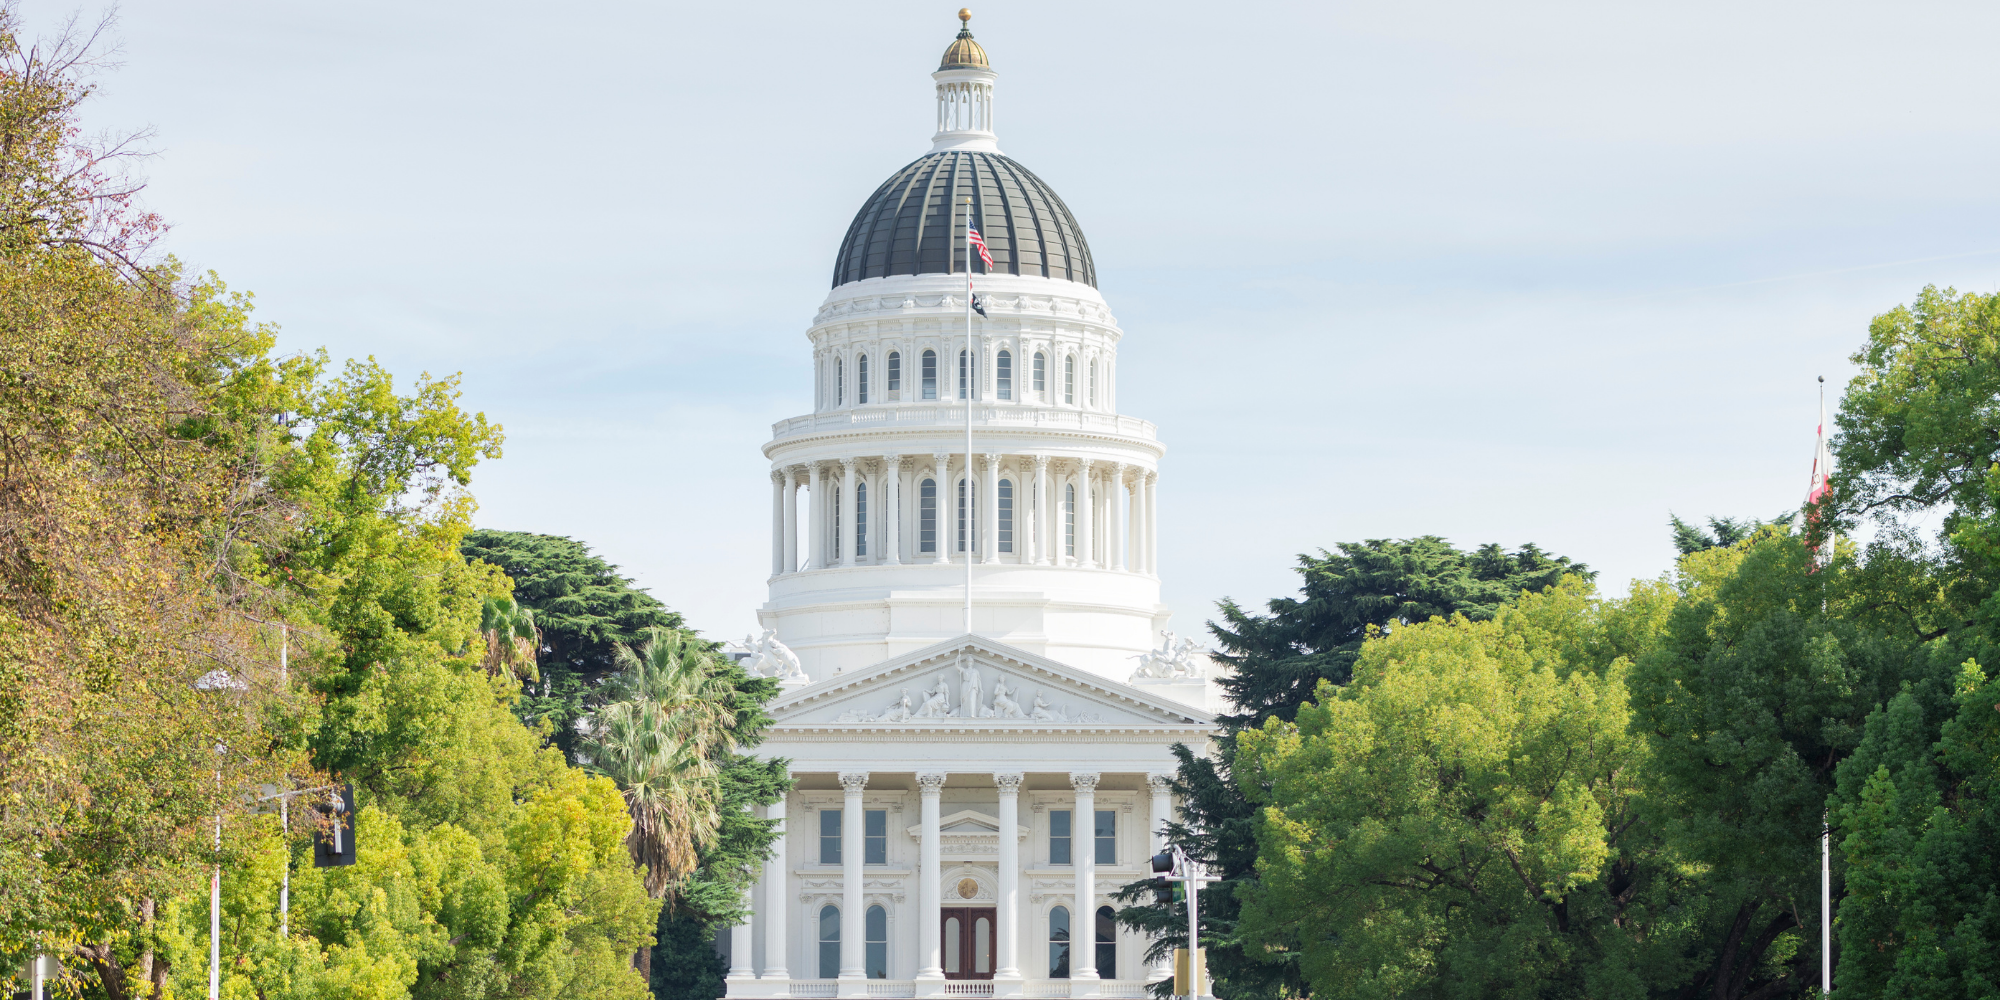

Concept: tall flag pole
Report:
left=964, top=197, right=975, bottom=635
left=1793, top=373, right=1834, bottom=995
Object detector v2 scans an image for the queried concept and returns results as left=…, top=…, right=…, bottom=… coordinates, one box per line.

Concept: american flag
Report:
left=967, top=214, right=994, bottom=270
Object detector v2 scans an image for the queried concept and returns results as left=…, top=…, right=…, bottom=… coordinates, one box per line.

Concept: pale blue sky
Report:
left=45, top=0, right=2000, bottom=641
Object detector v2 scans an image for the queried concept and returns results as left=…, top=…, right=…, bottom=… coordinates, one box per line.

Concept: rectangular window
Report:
left=1095, top=810, right=1115, bottom=865
left=958, top=350, right=970, bottom=399
left=858, top=354, right=870, bottom=404
left=998, top=479, right=1013, bottom=553
left=998, top=351, right=1012, bottom=400
left=920, top=479, right=937, bottom=553
left=821, top=809, right=841, bottom=865
left=1050, top=809, right=1072, bottom=865
left=831, top=485, right=841, bottom=562
left=922, top=350, right=938, bottom=400
left=1033, top=351, right=1046, bottom=395
left=836, top=357, right=844, bottom=406
left=888, top=352, right=901, bottom=396
left=1064, top=355, right=1075, bottom=405
left=855, top=481, right=868, bottom=558
left=865, top=809, right=887, bottom=864
left=1087, top=359, right=1097, bottom=407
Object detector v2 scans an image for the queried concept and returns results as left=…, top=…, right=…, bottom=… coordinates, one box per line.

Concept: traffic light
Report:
left=312, top=783, right=357, bottom=868
left=1151, top=875, right=1175, bottom=905
left=1151, top=851, right=1175, bottom=874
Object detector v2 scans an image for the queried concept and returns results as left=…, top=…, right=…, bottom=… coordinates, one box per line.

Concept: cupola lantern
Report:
left=932, top=11, right=999, bottom=153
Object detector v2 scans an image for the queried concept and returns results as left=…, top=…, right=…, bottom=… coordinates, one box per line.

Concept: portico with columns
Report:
left=726, top=14, right=1220, bottom=999
left=725, top=637, right=1207, bottom=999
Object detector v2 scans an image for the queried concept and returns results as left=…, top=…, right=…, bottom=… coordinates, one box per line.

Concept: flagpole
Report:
left=964, top=196, right=974, bottom=636
left=1819, top=378, right=1832, bottom=997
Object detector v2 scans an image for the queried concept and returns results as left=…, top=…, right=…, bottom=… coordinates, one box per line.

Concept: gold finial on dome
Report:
left=939, top=9, right=989, bottom=70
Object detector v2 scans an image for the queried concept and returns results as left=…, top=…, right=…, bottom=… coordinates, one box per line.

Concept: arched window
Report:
left=1033, top=351, right=1047, bottom=396
left=1095, top=905, right=1117, bottom=980
left=888, top=352, right=902, bottom=397
left=855, top=481, right=868, bottom=558
left=1048, top=906, right=1071, bottom=979
left=998, top=479, right=1014, bottom=553
left=958, top=349, right=970, bottom=399
left=919, top=479, right=937, bottom=553
left=1064, top=483, right=1076, bottom=557
left=922, top=349, right=938, bottom=400
left=819, top=905, right=840, bottom=979
left=1087, top=358, right=1097, bottom=407
left=866, top=905, right=888, bottom=979
left=1064, top=354, right=1076, bottom=405
left=997, top=350, right=1013, bottom=400
left=836, top=356, right=845, bottom=406
left=957, top=478, right=978, bottom=553
left=857, top=354, right=870, bottom=404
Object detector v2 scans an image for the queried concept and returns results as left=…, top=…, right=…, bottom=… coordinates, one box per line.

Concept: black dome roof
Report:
left=832, top=150, right=1096, bottom=289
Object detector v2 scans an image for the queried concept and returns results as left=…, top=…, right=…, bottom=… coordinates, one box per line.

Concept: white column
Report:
left=840, top=459, right=858, bottom=569
left=994, top=773, right=1024, bottom=980
left=807, top=463, right=824, bottom=571
left=1070, top=772, right=1100, bottom=980
left=764, top=793, right=790, bottom=980
left=932, top=453, right=951, bottom=564
left=1145, top=471, right=1159, bottom=576
left=1146, top=774, right=1173, bottom=981
left=1031, top=455, right=1050, bottom=566
left=783, top=468, right=800, bottom=575
left=1077, top=460, right=1096, bottom=569
left=981, top=452, right=1000, bottom=564
left=917, top=772, right=947, bottom=980
left=1110, top=463, right=1128, bottom=572
left=729, top=889, right=754, bottom=979
left=885, top=455, right=903, bottom=565
left=771, top=471, right=786, bottom=578
left=839, top=772, right=868, bottom=985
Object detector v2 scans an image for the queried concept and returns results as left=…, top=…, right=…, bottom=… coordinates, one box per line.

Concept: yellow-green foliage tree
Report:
left=1235, top=578, right=1693, bottom=1000
left=0, top=11, right=657, bottom=999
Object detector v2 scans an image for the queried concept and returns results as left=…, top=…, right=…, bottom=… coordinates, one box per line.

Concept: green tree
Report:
left=460, top=530, right=686, bottom=752
left=1235, top=578, right=1688, bottom=1000
left=1117, top=538, right=1591, bottom=1000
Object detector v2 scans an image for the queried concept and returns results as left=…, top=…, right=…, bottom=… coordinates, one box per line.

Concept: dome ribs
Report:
left=831, top=150, right=1094, bottom=289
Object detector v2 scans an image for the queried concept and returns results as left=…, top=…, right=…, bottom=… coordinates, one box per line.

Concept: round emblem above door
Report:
left=957, top=878, right=980, bottom=899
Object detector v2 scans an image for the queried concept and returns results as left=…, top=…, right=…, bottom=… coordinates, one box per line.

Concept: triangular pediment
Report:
left=768, top=635, right=1215, bottom=732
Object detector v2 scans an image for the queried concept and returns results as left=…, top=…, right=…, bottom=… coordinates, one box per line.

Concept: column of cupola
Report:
left=768, top=454, right=1160, bottom=578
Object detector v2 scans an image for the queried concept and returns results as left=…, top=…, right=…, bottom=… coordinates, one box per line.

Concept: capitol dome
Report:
left=831, top=150, right=1097, bottom=288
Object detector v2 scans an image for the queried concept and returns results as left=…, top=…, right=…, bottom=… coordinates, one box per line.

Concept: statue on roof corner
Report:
left=1127, top=630, right=1206, bottom=682
left=730, top=628, right=807, bottom=685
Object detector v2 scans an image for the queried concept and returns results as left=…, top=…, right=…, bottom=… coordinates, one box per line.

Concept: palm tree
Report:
left=579, top=628, right=741, bottom=973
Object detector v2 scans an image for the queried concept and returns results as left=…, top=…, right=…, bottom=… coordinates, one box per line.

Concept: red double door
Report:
left=941, top=907, right=996, bottom=980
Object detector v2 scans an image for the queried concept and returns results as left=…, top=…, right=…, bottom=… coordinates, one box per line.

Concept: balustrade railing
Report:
left=771, top=406, right=1157, bottom=443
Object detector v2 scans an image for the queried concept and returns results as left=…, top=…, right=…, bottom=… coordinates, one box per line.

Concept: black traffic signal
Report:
left=1151, top=876, right=1175, bottom=905
left=312, top=783, right=357, bottom=868
left=1151, top=851, right=1175, bottom=874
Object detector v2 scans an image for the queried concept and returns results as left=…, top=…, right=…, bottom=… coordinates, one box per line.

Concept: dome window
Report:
left=836, top=357, right=845, bottom=407
left=1064, top=483, right=1076, bottom=557
left=1087, top=359, right=1098, bottom=408
left=1033, top=351, right=1046, bottom=398
left=958, top=349, right=973, bottom=400
left=919, top=479, right=937, bottom=553
left=998, top=479, right=1014, bottom=552
left=997, top=350, right=1013, bottom=400
left=855, top=480, right=868, bottom=557
left=858, top=354, right=870, bottom=404
left=1064, top=354, right=1076, bottom=405
left=957, top=478, right=978, bottom=552
left=887, top=351, right=902, bottom=399
left=922, top=349, right=938, bottom=400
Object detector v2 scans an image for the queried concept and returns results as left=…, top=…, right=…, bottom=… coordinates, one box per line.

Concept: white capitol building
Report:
left=724, top=13, right=1220, bottom=999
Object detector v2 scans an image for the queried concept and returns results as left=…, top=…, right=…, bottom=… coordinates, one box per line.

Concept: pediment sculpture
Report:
left=1127, top=629, right=1206, bottom=682
left=835, top=655, right=1103, bottom=724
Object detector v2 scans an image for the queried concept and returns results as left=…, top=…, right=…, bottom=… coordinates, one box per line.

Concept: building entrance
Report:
left=941, top=907, right=996, bottom=980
